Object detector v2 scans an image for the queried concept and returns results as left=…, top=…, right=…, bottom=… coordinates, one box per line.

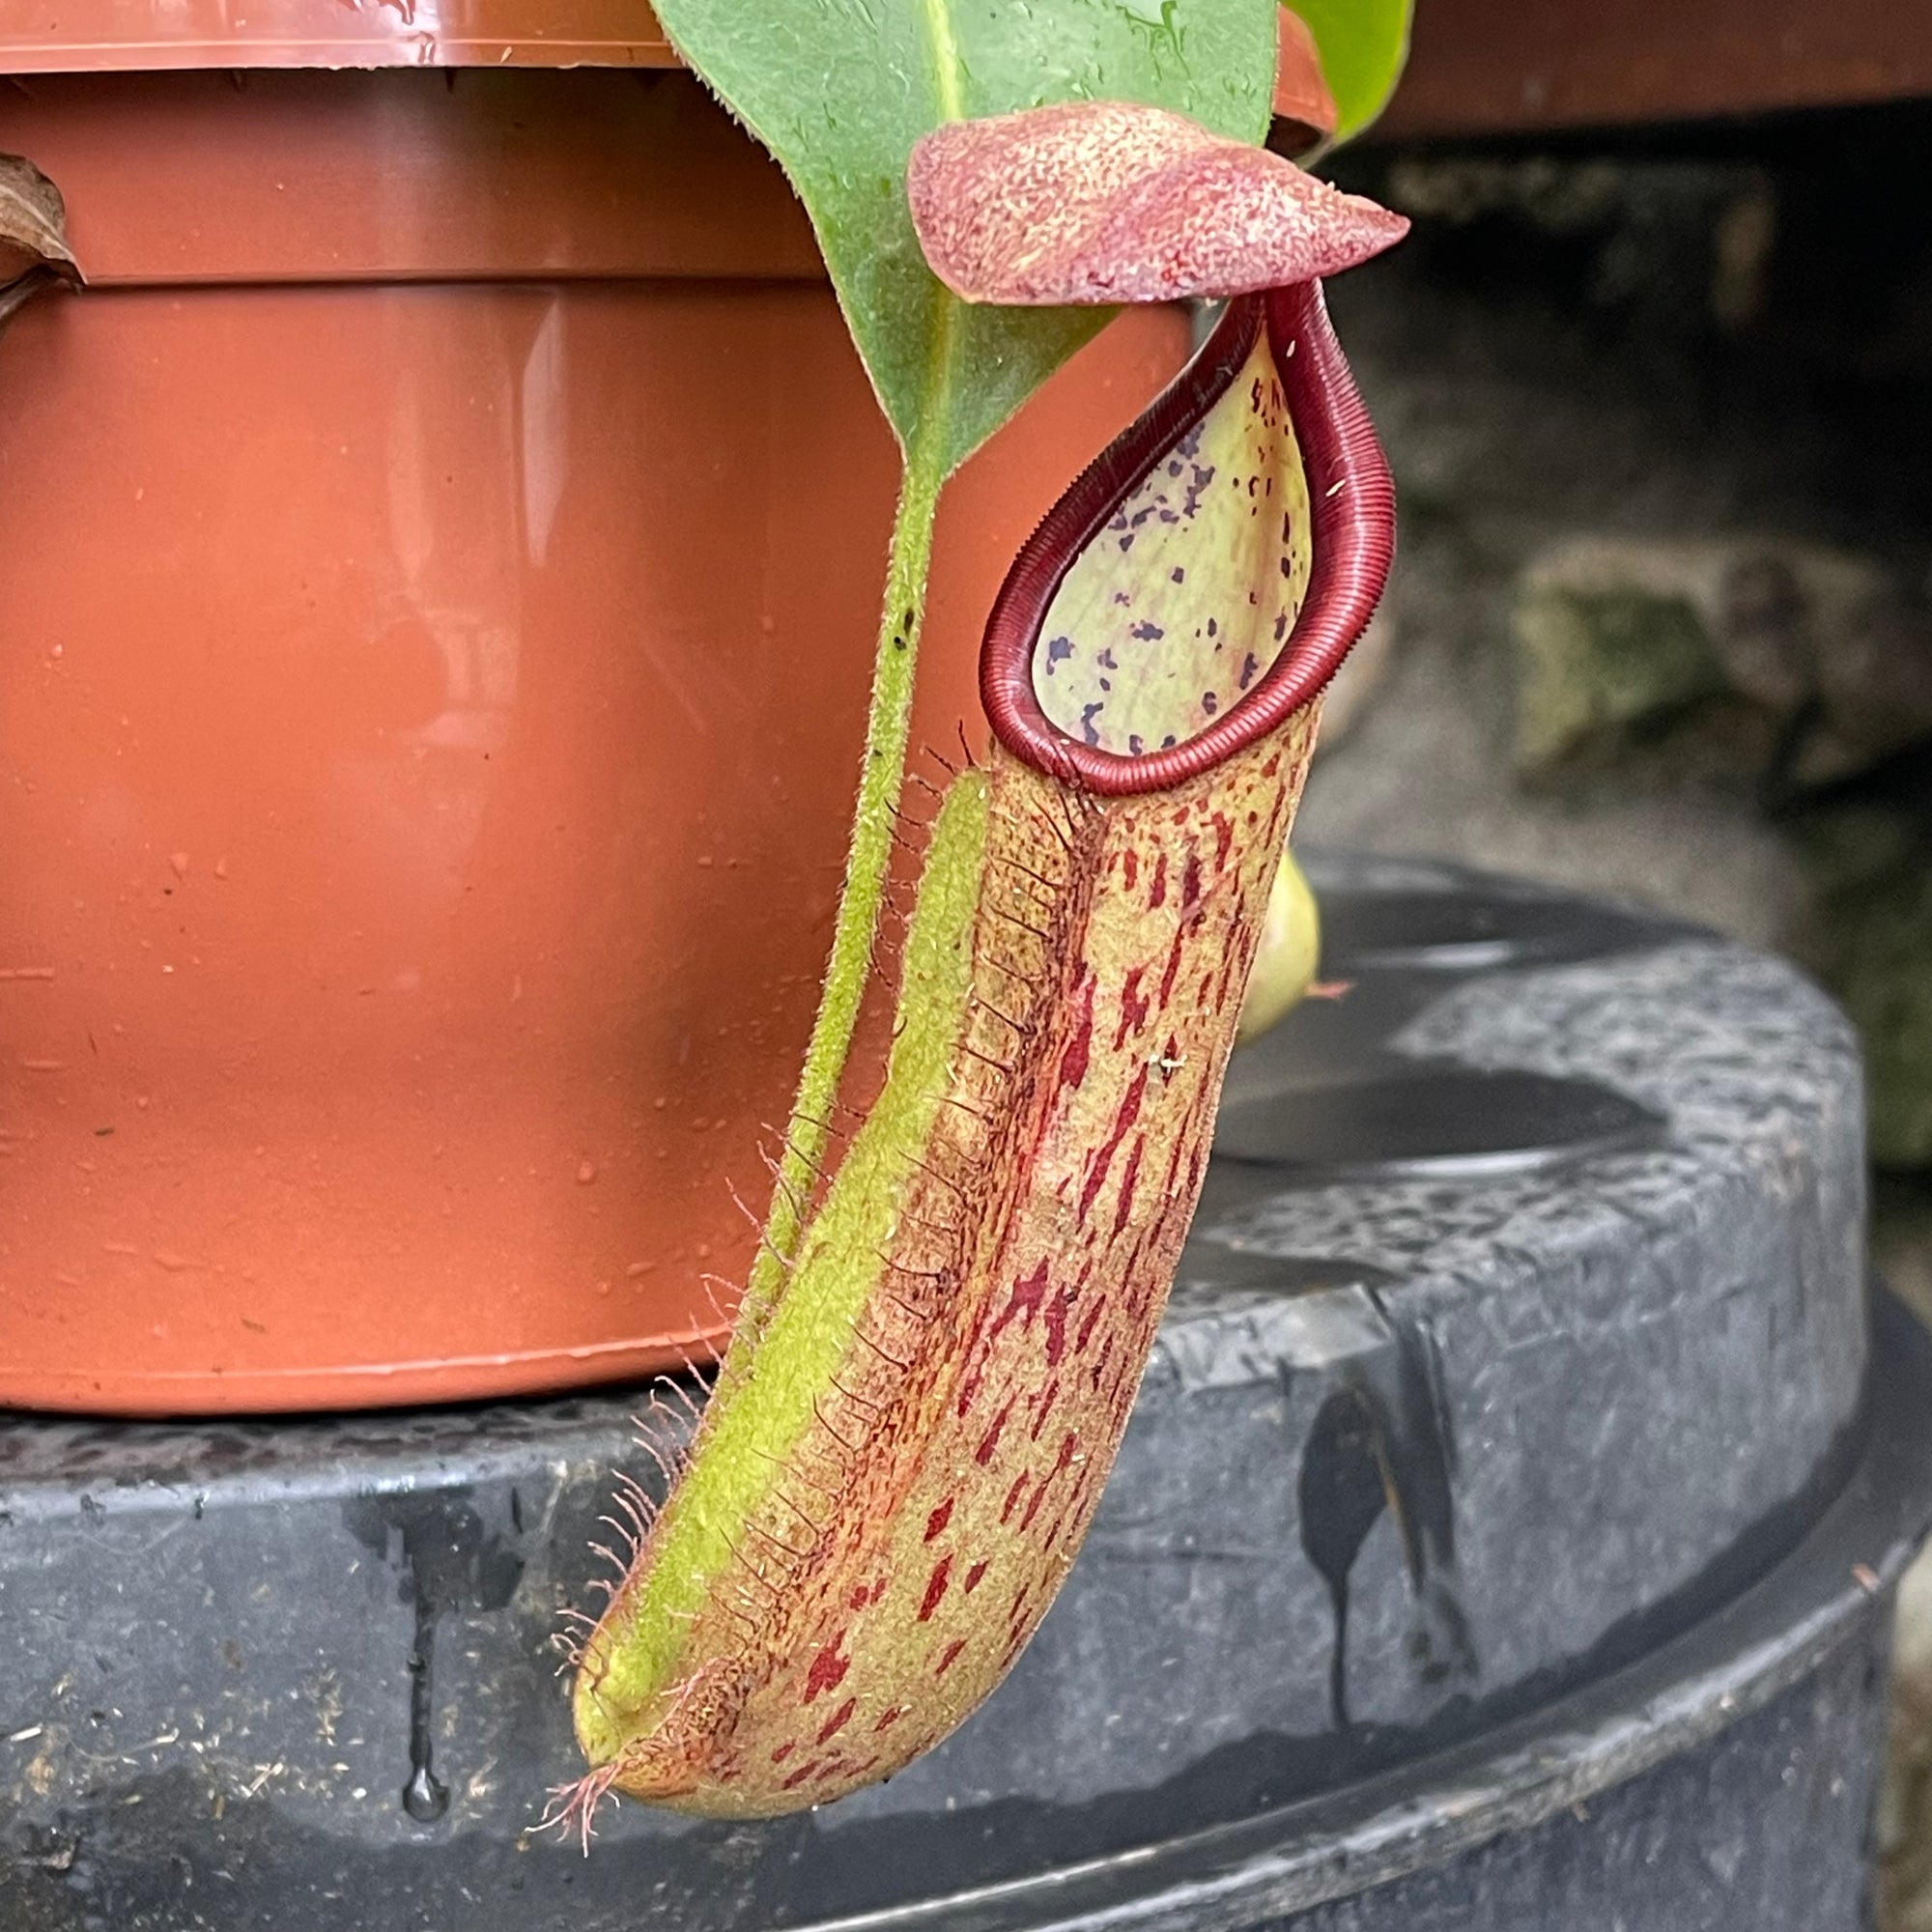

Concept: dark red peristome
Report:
left=980, top=280, right=1395, bottom=797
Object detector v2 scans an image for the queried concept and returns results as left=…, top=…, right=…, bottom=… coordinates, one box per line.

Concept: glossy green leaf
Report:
left=648, top=0, right=1279, bottom=477
left=1281, top=0, right=1413, bottom=142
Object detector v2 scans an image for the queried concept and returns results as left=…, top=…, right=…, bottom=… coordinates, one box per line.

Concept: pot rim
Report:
left=0, top=0, right=680, bottom=73
left=0, top=0, right=1335, bottom=140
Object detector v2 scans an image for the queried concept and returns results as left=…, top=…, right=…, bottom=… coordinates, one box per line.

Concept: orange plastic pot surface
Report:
left=0, top=70, right=1191, bottom=1414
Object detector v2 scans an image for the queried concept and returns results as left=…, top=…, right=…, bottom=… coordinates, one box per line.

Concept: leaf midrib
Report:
left=918, top=0, right=966, bottom=468
left=923, top=0, right=966, bottom=123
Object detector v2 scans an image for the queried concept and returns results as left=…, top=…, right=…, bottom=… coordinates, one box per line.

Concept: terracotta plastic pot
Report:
left=0, top=62, right=1191, bottom=1415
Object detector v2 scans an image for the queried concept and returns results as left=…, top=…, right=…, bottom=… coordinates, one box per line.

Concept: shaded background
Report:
left=1292, top=4, right=1932, bottom=1918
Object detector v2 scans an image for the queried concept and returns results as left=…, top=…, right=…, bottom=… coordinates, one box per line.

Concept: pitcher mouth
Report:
left=980, top=279, right=1395, bottom=797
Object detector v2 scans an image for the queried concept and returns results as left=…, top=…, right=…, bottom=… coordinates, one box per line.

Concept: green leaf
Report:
left=649, top=0, right=1279, bottom=478
left=1281, top=0, right=1412, bottom=142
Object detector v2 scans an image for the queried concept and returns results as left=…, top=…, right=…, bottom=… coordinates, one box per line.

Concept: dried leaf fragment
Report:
left=0, top=154, right=82, bottom=335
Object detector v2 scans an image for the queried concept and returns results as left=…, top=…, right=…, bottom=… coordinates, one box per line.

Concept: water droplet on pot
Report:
left=402, top=1764, right=448, bottom=1822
